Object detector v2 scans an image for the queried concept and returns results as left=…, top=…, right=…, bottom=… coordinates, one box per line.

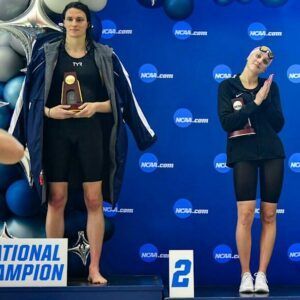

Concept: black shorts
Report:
left=43, top=119, right=103, bottom=183
left=233, top=159, right=284, bottom=203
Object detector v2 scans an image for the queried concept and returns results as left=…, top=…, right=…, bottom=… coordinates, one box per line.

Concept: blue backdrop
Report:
left=96, top=0, right=300, bottom=286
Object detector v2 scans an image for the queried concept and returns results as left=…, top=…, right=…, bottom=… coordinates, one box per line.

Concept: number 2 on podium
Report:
left=171, top=259, right=191, bottom=287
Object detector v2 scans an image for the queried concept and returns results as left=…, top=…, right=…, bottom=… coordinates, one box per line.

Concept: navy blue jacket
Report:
left=14, top=35, right=156, bottom=206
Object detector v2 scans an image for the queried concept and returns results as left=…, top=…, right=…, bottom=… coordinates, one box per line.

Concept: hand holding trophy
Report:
left=61, top=71, right=83, bottom=112
left=229, top=96, right=256, bottom=139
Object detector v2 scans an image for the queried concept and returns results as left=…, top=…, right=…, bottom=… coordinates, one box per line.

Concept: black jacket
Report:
left=218, top=75, right=285, bottom=167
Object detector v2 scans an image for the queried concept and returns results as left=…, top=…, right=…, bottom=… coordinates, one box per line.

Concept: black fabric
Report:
left=45, top=46, right=110, bottom=136
left=218, top=75, right=285, bottom=167
left=233, top=159, right=284, bottom=203
left=47, top=46, right=108, bottom=107
left=43, top=118, right=103, bottom=182
left=43, top=46, right=111, bottom=184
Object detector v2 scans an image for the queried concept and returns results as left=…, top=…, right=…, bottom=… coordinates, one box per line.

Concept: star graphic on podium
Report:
left=68, top=231, right=90, bottom=266
left=0, top=222, right=14, bottom=239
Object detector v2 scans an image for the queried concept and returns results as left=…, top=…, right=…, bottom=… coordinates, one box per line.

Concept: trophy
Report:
left=228, top=97, right=256, bottom=139
left=61, top=71, right=83, bottom=111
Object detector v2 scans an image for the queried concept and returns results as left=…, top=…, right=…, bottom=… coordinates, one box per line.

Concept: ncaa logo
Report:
left=248, top=22, right=266, bottom=40
left=139, top=243, right=158, bottom=263
left=214, top=153, right=230, bottom=174
left=139, top=64, right=158, bottom=83
left=173, top=198, right=193, bottom=219
left=288, top=244, right=300, bottom=262
left=213, top=65, right=232, bottom=83
left=173, top=21, right=192, bottom=40
left=287, top=65, right=300, bottom=84
left=103, top=202, right=118, bottom=218
left=213, top=244, right=232, bottom=264
left=101, top=20, right=117, bottom=39
left=139, top=153, right=158, bottom=173
left=174, top=108, right=193, bottom=128
left=289, top=153, right=300, bottom=172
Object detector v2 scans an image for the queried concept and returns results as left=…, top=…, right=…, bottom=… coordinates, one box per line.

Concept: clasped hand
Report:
left=254, top=76, right=273, bottom=106
left=73, top=102, right=97, bottom=118
left=50, top=103, right=97, bottom=119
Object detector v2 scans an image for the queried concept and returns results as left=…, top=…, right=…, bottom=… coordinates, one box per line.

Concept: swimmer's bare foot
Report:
left=87, top=269, right=107, bottom=284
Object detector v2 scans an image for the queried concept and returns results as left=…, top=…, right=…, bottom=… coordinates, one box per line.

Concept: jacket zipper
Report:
left=251, top=91, right=261, bottom=158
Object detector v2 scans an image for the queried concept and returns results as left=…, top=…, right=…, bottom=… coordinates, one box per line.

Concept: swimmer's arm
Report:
left=0, top=129, right=24, bottom=164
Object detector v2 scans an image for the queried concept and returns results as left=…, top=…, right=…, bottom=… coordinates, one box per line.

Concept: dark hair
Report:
left=62, top=2, right=94, bottom=48
left=62, top=2, right=91, bottom=23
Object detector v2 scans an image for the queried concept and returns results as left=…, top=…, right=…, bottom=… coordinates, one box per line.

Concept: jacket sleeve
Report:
left=112, top=53, right=157, bottom=150
left=261, top=81, right=284, bottom=133
left=10, top=39, right=47, bottom=145
left=9, top=78, right=27, bottom=146
left=218, top=80, right=259, bottom=133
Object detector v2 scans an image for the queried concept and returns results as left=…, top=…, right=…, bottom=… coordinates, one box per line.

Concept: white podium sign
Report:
left=0, top=238, right=68, bottom=287
left=169, top=250, right=194, bottom=298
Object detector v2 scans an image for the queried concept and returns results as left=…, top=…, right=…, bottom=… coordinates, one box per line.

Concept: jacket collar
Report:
left=228, top=74, right=265, bottom=93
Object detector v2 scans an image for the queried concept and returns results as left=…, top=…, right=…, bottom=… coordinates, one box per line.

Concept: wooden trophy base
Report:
left=67, top=103, right=82, bottom=112
left=229, top=127, right=256, bottom=139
